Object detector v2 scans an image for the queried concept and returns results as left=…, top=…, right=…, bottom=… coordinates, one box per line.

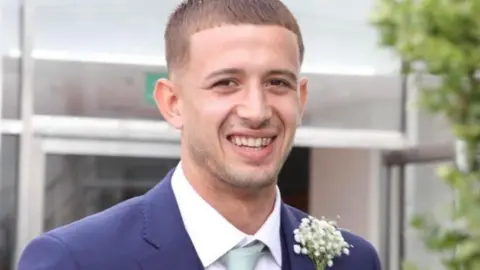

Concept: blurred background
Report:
left=0, top=0, right=457, bottom=269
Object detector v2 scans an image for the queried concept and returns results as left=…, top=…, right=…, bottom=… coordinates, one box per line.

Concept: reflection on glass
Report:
left=34, top=61, right=165, bottom=120
left=302, top=74, right=402, bottom=130
left=44, top=155, right=180, bottom=231
left=0, top=135, right=19, bottom=270
left=32, top=53, right=403, bottom=131
left=43, top=147, right=311, bottom=231
left=33, top=57, right=403, bottom=131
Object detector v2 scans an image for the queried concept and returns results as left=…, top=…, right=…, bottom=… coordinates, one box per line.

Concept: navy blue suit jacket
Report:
left=18, top=169, right=382, bottom=269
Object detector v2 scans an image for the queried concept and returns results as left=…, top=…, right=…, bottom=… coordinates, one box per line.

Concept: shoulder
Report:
left=48, top=195, right=144, bottom=247
left=284, top=205, right=382, bottom=269
left=18, top=195, right=148, bottom=270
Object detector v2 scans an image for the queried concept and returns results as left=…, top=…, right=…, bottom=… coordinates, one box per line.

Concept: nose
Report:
left=236, top=87, right=272, bottom=128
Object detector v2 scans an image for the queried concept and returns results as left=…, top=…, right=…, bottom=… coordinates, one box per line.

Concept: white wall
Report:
left=309, top=147, right=383, bottom=248
left=306, top=97, right=400, bottom=130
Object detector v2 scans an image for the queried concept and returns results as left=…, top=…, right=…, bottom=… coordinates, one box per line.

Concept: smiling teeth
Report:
left=230, top=136, right=272, bottom=147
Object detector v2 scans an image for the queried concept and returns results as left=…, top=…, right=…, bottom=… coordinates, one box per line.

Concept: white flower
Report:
left=293, top=215, right=352, bottom=269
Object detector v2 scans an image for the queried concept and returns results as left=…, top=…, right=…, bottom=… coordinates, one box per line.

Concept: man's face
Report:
left=159, top=24, right=307, bottom=189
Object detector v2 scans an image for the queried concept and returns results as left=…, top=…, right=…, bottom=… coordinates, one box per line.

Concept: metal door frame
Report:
left=381, top=142, right=455, bottom=270
left=14, top=136, right=182, bottom=264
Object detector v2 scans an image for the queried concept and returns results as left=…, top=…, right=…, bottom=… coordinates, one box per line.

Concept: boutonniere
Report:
left=293, top=216, right=352, bottom=269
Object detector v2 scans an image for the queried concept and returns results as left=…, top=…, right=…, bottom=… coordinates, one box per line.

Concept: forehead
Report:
left=187, top=24, right=301, bottom=75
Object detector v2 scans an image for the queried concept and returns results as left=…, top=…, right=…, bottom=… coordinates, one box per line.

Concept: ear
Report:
left=297, top=77, right=308, bottom=126
left=154, top=78, right=183, bottom=129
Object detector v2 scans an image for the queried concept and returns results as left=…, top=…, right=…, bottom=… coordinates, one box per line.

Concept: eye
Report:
left=267, top=79, right=292, bottom=88
left=212, top=79, right=238, bottom=88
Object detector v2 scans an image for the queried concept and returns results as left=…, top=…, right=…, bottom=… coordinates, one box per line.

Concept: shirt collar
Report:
left=171, top=162, right=282, bottom=267
left=251, top=183, right=282, bottom=265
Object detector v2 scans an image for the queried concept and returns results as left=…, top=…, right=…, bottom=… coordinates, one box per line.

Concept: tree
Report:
left=370, top=0, right=480, bottom=269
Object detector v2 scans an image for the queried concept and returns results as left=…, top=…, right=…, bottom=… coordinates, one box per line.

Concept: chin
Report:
left=222, top=165, right=279, bottom=189
left=226, top=178, right=275, bottom=190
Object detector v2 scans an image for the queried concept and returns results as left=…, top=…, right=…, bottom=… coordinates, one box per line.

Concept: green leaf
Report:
left=456, top=240, right=480, bottom=261
left=370, top=0, right=480, bottom=267
left=402, top=261, right=420, bottom=270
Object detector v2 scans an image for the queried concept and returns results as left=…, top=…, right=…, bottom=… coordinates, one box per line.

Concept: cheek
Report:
left=204, top=101, right=232, bottom=117
left=272, top=95, right=302, bottom=126
left=184, top=97, right=232, bottom=129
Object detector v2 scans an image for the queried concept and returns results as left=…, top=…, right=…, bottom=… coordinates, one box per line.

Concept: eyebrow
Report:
left=205, top=68, right=242, bottom=80
left=205, top=68, right=298, bottom=83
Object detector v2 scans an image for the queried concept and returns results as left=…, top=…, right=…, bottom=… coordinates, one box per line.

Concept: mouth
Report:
left=227, top=135, right=277, bottom=150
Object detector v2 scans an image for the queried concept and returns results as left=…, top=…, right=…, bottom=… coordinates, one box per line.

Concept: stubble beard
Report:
left=187, top=139, right=292, bottom=191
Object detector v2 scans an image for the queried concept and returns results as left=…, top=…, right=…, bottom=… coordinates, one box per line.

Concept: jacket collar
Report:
left=139, top=169, right=203, bottom=269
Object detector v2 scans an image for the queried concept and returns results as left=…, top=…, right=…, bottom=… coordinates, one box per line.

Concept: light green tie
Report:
left=221, top=242, right=266, bottom=270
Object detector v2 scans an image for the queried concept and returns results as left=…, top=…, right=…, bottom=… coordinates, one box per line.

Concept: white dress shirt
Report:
left=171, top=163, right=282, bottom=270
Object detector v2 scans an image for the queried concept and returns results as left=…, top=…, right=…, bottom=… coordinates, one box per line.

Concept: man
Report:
left=18, top=0, right=382, bottom=269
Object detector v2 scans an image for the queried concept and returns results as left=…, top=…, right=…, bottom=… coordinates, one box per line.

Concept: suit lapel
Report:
left=280, top=222, right=292, bottom=270
left=138, top=169, right=203, bottom=270
left=137, top=169, right=318, bottom=270
left=280, top=204, right=316, bottom=270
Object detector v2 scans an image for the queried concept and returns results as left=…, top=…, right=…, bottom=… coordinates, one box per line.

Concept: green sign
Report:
left=144, top=72, right=168, bottom=105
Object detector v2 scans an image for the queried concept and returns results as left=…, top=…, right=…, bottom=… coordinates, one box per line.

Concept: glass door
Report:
left=14, top=136, right=181, bottom=263
left=43, top=154, right=179, bottom=231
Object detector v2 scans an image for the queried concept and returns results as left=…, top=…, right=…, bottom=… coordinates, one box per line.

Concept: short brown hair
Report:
left=164, top=0, right=304, bottom=73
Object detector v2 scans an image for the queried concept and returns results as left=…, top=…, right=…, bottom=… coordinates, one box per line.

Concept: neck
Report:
left=181, top=160, right=277, bottom=235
